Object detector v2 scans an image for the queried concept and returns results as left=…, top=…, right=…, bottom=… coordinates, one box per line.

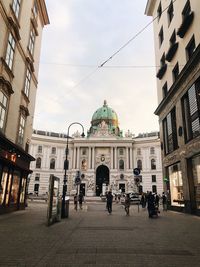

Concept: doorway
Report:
left=119, top=183, right=125, bottom=193
left=96, top=165, right=109, bottom=196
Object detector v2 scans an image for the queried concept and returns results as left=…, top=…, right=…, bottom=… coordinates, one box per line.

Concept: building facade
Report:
left=145, top=0, right=200, bottom=215
left=0, top=0, right=49, bottom=214
left=29, top=101, right=163, bottom=197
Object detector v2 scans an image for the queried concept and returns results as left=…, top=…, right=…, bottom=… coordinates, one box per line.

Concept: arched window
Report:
left=152, top=185, right=157, bottom=193
left=36, top=157, right=41, bottom=168
left=151, top=159, right=156, bottom=170
left=150, top=147, right=155, bottom=154
left=119, top=159, right=124, bottom=170
left=137, top=159, right=142, bottom=170
left=50, top=158, right=55, bottom=169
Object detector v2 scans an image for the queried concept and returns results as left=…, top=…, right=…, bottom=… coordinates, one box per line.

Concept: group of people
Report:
left=73, top=191, right=84, bottom=211
left=105, top=190, right=168, bottom=217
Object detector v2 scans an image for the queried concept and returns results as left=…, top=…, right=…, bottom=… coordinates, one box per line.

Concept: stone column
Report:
left=77, top=147, right=80, bottom=170
left=111, top=147, right=113, bottom=169
left=130, top=147, right=133, bottom=170
left=114, top=147, right=117, bottom=170
left=73, top=147, right=76, bottom=169
left=92, top=147, right=95, bottom=169
left=88, top=147, right=91, bottom=169
left=126, top=147, right=129, bottom=170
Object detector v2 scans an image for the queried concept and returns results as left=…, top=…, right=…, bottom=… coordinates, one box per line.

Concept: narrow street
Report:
left=0, top=200, right=199, bottom=267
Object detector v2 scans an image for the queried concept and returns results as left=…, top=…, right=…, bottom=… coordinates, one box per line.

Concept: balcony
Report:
left=177, top=12, right=194, bottom=38
left=156, top=64, right=167, bottom=80
left=166, top=42, right=179, bottom=62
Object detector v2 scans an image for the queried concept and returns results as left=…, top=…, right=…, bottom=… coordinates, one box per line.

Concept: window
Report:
left=157, top=2, right=162, bottom=21
left=34, top=184, right=39, bottom=194
left=38, top=145, right=42, bottom=153
left=182, top=0, right=191, bottom=18
left=17, top=115, right=25, bottom=145
left=152, top=185, right=157, bottom=193
left=5, top=33, right=16, bottom=70
left=163, top=108, right=178, bottom=154
left=186, top=35, right=196, bottom=60
left=119, top=148, right=124, bottom=155
left=159, top=27, right=164, bottom=47
left=160, top=53, right=165, bottom=67
left=182, top=80, right=200, bottom=142
left=152, top=175, right=156, bottom=182
left=150, top=147, right=155, bottom=155
left=50, top=158, right=55, bottom=169
left=12, top=0, right=21, bottom=19
left=170, top=30, right=176, bottom=46
left=51, top=147, right=56, bottom=154
left=119, top=159, right=124, bottom=170
left=36, top=157, right=41, bottom=168
left=35, top=173, right=40, bottom=181
left=28, top=30, right=36, bottom=56
left=33, top=1, right=38, bottom=18
left=0, top=91, right=8, bottom=131
left=137, top=148, right=141, bottom=156
left=82, top=148, right=86, bottom=155
left=24, top=68, right=31, bottom=98
left=137, top=160, right=142, bottom=170
left=172, top=63, right=179, bottom=82
left=162, top=82, right=168, bottom=98
left=151, top=159, right=156, bottom=170
left=167, top=1, right=174, bottom=25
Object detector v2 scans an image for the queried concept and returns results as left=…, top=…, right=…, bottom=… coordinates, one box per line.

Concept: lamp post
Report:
left=61, top=122, right=85, bottom=218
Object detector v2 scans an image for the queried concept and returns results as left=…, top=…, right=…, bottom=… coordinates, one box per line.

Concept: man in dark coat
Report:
left=106, top=191, right=113, bottom=214
left=147, top=192, right=155, bottom=218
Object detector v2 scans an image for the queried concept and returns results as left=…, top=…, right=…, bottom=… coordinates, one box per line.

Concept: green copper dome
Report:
left=91, top=100, right=119, bottom=127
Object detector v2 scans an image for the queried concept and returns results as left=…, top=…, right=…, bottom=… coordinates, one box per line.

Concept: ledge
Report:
left=177, top=12, right=194, bottom=38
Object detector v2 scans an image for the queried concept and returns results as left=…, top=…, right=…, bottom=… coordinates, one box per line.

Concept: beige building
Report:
left=29, top=101, right=163, bottom=197
left=0, top=0, right=49, bottom=214
left=145, top=0, right=200, bottom=215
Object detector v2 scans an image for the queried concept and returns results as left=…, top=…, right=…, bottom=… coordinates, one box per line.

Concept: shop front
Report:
left=0, top=133, right=34, bottom=214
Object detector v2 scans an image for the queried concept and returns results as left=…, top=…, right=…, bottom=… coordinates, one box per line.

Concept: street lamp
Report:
left=61, top=122, right=85, bottom=218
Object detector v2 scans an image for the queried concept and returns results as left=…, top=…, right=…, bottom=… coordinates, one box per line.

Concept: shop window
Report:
left=152, top=175, right=156, bottom=182
left=167, top=1, right=174, bottom=25
left=5, top=33, right=16, bottom=70
left=159, top=27, right=164, bottom=47
left=168, top=163, right=184, bottom=207
left=150, top=147, right=155, bottom=155
left=137, top=160, right=142, bottom=170
left=50, top=158, right=55, bottom=169
left=20, top=178, right=26, bottom=203
left=151, top=159, right=156, bottom=170
left=0, top=168, right=8, bottom=205
left=38, top=145, right=42, bottom=153
left=163, top=107, right=178, bottom=155
left=119, top=159, right=124, bottom=170
left=192, top=154, right=200, bottom=209
left=12, top=0, right=21, bottom=19
left=182, top=80, right=200, bottom=142
left=17, top=114, right=25, bottom=145
left=34, top=184, right=39, bottom=195
left=152, top=185, right=157, bottom=193
left=10, top=171, right=20, bottom=204
left=186, top=35, right=196, bottom=60
left=172, top=62, right=179, bottom=82
left=157, top=2, right=162, bottom=21
left=0, top=90, right=8, bottom=132
left=24, top=68, right=31, bottom=98
left=119, top=148, right=124, bottom=155
left=36, top=157, right=41, bottom=168
left=51, top=147, right=56, bottom=154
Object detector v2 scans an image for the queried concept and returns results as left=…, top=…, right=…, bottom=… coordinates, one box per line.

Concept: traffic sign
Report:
left=133, top=168, right=140, bottom=176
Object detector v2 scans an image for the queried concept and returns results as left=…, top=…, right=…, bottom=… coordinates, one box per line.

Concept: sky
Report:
left=33, top=0, right=159, bottom=136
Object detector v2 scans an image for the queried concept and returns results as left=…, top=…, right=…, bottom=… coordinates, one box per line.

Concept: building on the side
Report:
left=0, top=0, right=49, bottom=214
left=29, top=101, right=163, bottom=197
left=145, top=0, right=200, bottom=215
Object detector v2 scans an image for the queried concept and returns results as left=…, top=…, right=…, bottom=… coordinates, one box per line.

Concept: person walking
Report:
left=106, top=191, right=113, bottom=214
left=78, top=191, right=84, bottom=210
left=124, top=193, right=131, bottom=216
left=162, top=192, right=167, bottom=211
left=74, top=193, right=78, bottom=211
left=140, top=193, right=146, bottom=208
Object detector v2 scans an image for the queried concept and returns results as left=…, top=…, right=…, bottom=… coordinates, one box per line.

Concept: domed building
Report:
left=29, top=101, right=163, bottom=197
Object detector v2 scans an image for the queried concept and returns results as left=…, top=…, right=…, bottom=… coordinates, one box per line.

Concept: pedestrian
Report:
left=155, top=193, right=160, bottom=208
left=162, top=192, right=167, bottom=211
left=140, top=193, right=146, bottom=208
left=106, top=191, right=113, bottom=214
left=78, top=191, right=84, bottom=210
left=74, top=193, right=78, bottom=211
left=147, top=191, right=155, bottom=218
left=124, top=193, right=131, bottom=216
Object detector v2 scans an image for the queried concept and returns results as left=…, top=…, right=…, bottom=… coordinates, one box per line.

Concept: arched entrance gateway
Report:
left=96, top=165, right=109, bottom=196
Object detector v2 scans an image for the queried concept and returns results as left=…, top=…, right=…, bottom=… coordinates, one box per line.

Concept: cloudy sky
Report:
left=33, top=0, right=158, bottom=136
